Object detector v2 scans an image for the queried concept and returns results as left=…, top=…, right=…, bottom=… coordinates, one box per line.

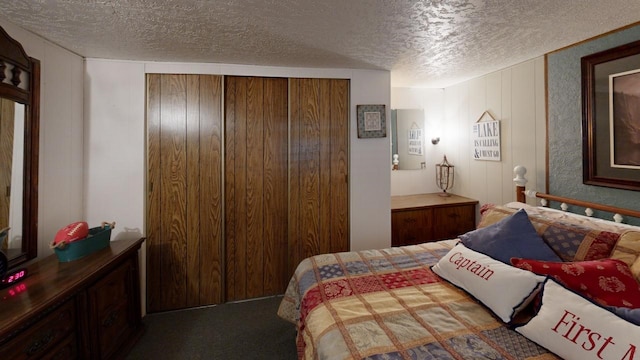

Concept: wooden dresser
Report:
left=391, top=193, right=478, bottom=246
left=0, top=238, right=145, bottom=359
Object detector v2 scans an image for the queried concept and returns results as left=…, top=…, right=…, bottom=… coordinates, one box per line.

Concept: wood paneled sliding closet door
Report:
left=147, top=74, right=223, bottom=313
left=289, top=79, right=349, bottom=275
left=225, top=76, right=289, bottom=301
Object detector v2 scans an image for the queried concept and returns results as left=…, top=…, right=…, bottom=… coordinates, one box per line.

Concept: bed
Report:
left=278, top=166, right=640, bottom=360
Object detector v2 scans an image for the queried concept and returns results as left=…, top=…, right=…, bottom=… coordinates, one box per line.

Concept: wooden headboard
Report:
left=513, top=165, right=640, bottom=223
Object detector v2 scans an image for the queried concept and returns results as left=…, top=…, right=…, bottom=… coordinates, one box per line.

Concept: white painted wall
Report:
left=390, top=58, right=546, bottom=207
left=1, top=20, right=391, bottom=314
left=0, top=19, right=391, bottom=258
left=442, top=57, right=546, bottom=206
left=349, top=70, right=392, bottom=251
left=83, top=61, right=146, bottom=242
left=0, top=19, right=84, bottom=259
left=390, top=87, right=444, bottom=196
left=84, top=60, right=392, bottom=252
left=84, top=61, right=390, bottom=313
left=1, top=16, right=543, bottom=258
left=4, top=17, right=543, bottom=315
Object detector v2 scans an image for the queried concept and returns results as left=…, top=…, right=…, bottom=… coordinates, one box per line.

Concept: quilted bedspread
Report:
left=277, top=240, right=559, bottom=360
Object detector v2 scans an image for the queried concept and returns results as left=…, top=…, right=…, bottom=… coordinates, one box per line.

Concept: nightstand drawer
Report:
left=391, top=193, right=478, bottom=247
left=391, top=208, right=433, bottom=246
left=432, top=204, right=476, bottom=240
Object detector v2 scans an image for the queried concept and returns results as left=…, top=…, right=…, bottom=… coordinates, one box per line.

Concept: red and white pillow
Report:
left=516, top=279, right=640, bottom=360
left=432, top=244, right=545, bottom=323
left=511, top=257, right=640, bottom=308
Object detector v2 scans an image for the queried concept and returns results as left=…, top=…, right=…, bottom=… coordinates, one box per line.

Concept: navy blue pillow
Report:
left=608, top=306, right=640, bottom=326
left=459, top=209, right=562, bottom=264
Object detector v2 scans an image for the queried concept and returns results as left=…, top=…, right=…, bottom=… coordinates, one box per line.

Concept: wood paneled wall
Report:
left=391, top=58, right=546, bottom=211
left=437, top=58, right=546, bottom=207
left=289, top=78, right=349, bottom=274
left=147, top=74, right=223, bottom=313
left=225, top=76, right=289, bottom=301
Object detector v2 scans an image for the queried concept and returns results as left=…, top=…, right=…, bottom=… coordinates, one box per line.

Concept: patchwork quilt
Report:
left=278, top=240, right=559, bottom=360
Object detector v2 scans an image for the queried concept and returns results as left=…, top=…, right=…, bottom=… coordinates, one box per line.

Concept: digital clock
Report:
left=0, top=251, right=28, bottom=289
left=1, top=268, right=28, bottom=288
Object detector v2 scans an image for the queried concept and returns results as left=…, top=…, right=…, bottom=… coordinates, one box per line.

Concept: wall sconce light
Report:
left=431, top=137, right=440, bottom=145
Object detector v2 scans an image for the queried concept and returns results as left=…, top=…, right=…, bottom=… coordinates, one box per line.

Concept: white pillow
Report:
left=431, top=244, right=545, bottom=323
left=516, top=279, right=640, bottom=360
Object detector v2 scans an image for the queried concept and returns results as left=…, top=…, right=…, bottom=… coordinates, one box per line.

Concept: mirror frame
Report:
left=391, top=108, right=426, bottom=170
left=0, top=25, right=40, bottom=268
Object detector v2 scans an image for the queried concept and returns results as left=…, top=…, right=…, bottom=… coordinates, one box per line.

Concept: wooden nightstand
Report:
left=391, top=193, right=478, bottom=246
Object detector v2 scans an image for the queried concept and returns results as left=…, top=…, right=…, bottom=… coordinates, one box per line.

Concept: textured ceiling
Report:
left=1, top=0, right=640, bottom=88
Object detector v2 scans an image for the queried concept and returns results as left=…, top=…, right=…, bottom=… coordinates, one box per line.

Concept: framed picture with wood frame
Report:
left=357, top=104, right=386, bottom=138
left=581, top=39, right=640, bottom=191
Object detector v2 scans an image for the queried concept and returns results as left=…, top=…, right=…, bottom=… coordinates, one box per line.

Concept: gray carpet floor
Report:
left=126, top=295, right=297, bottom=360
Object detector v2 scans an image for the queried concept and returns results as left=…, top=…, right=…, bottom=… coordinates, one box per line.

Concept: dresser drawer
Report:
left=432, top=204, right=476, bottom=240
left=88, top=258, right=136, bottom=359
left=91, top=260, right=130, bottom=315
left=3, top=299, right=76, bottom=360
left=41, top=333, right=77, bottom=360
left=391, top=208, right=433, bottom=246
left=391, top=193, right=478, bottom=247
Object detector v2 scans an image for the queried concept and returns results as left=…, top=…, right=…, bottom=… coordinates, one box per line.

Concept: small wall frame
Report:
left=471, top=110, right=501, bottom=161
left=357, top=104, right=386, bottom=138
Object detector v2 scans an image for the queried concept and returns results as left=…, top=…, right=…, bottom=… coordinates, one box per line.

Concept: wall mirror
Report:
left=391, top=109, right=426, bottom=170
left=0, top=25, right=40, bottom=268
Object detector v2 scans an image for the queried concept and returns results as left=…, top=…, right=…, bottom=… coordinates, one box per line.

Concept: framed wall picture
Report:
left=471, top=111, right=501, bottom=161
left=407, top=128, right=423, bottom=155
left=357, top=104, right=386, bottom=138
left=582, top=39, right=640, bottom=191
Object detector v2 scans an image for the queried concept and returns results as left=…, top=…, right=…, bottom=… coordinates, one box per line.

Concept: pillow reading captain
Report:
left=432, top=243, right=545, bottom=323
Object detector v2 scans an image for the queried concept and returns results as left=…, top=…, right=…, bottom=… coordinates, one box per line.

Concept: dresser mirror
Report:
left=0, top=25, right=40, bottom=268
left=391, top=109, right=426, bottom=170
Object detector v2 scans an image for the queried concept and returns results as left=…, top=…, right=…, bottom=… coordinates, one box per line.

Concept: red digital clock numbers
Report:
left=1, top=268, right=28, bottom=289
left=5, top=283, right=27, bottom=298
left=3, top=269, right=26, bottom=284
